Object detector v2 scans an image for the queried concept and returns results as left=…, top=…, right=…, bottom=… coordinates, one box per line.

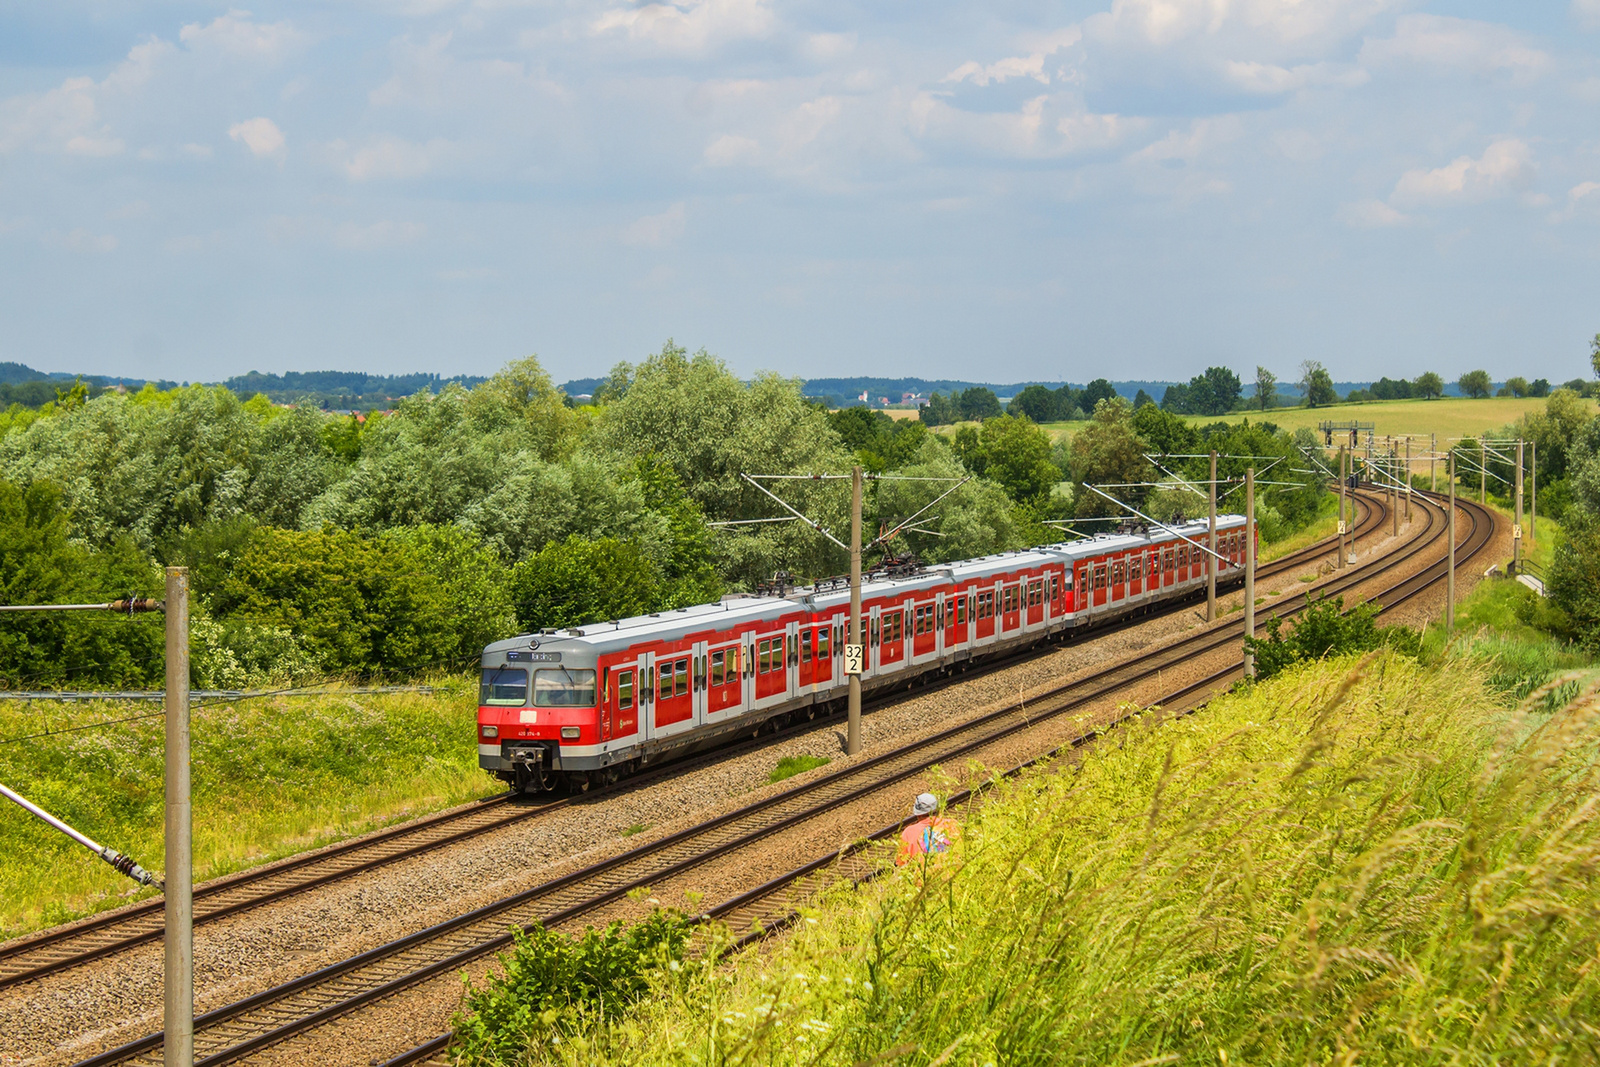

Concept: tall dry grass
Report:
left=494, top=651, right=1600, bottom=1066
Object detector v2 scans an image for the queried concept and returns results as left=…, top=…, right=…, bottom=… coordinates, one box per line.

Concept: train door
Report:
left=1000, top=580, right=1021, bottom=633
left=1026, top=576, right=1045, bottom=629
left=916, top=597, right=938, bottom=661
left=1075, top=561, right=1089, bottom=613
left=753, top=629, right=786, bottom=707
left=1092, top=559, right=1109, bottom=608
left=1129, top=552, right=1143, bottom=598
left=1109, top=557, right=1125, bottom=605
left=879, top=603, right=905, bottom=672
left=652, top=648, right=693, bottom=737
left=690, top=639, right=708, bottom=726
left=704, top=640, right=740, bottom=719
left=974, top=584, right=996, bottom=645
left=785, top=619, right=800, bottom=696
left=606, top=654, right=643, bottom=743
left=811, top=618, right=833, bottom=689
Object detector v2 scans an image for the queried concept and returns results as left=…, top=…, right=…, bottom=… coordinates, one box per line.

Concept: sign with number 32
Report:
left=844, top=643, right=864, bottom=675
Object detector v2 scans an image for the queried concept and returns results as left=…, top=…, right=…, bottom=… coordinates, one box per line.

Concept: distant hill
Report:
left=222, top=370, right=488, bottom=409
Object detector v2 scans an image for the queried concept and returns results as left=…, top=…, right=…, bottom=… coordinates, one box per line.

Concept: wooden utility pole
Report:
left=1514, top=439, right=1524, bottom=571
left=846, top=468, right=862, bottom=757
left=1447, top=455, right=1456, bottom=632
left=1207, top=450, right=1217, bottom=622
left=1244, top=467, right=1256, bottom=680
left=164, top=567, right=192, bottom=1067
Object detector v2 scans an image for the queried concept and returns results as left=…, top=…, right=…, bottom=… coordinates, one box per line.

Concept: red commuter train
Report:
left=478, top=514, right=1251, bottom=792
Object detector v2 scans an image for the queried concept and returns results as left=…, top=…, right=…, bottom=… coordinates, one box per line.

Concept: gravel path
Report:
left=3, top=499, right=1437, bottom=1067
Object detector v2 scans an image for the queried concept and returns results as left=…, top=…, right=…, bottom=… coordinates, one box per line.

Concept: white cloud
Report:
left=1084, top=0, right=1401, bottom=52
left=49, top=228, right=118, bottom=253
left=1548, top=180, right=1600, bottom=222
left=1337, top=199, right=1410, bottom=228
left=944, top=54, right=1051, bottom=87
left=179, top=11, right=307, bottom=61
left=1576, top=0, right=1600, bottom=31
left=1392, top=139, right=1536, bottom=205
left=229, top=117, right=285, bottom=159
left=622, top=202, right=687, bottom=246
left=704, top=134, right=761, bottom=166
left=1360, top=15, right=1551, bottom=82
left=1223, top=60, right=1368, bottom=94
left=910, top=92, right=1129, bottom=160
left=337, top=136, right=453, bottom=181
left=592, top=0, right=775, bottom=52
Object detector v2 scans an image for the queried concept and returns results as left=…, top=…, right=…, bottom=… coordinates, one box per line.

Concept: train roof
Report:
left=483, top=514, right=1251, bottom=661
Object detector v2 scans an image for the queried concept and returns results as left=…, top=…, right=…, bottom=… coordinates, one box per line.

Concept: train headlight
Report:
left=560, top=726, right=580, bottom=740
left=482, top=725, right=498, bottom=738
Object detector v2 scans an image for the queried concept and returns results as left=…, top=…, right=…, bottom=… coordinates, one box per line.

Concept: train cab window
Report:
left=616, top=669, right=635, bottom=710
left=801, top=629, right=813, bottom=661
left=480, top=667, right=528, bottom=706
left=816, top=627, right=830, bottom=660
left=674, top=658, right=689, bottom=696
left=534, top=668, right=598, bottom=708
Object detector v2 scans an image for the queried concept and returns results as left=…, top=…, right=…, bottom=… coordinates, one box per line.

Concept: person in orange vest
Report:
left=896, top=792, right=960, bottom=866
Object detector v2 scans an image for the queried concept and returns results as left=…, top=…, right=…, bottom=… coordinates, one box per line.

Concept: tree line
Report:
left=0, top=344, right=1331, bottom=689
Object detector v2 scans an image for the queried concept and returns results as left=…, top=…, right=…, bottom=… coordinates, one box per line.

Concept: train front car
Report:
left=478, top=635, right=602, bottom=793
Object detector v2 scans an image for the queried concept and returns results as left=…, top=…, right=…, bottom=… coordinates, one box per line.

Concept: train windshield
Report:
left=533, top=668, right=598, bottom=708
left=479, top=667, right=528, bottom=706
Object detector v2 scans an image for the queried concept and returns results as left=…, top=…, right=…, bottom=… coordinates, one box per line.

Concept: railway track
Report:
left=0, top=496, right=1384, bottom=994
left=371, top=489, right=1504, bottom=1067
left=72, top=490, right=1468, bottom=1067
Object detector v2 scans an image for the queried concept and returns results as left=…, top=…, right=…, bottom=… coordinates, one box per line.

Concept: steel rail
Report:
left=380, top=492, right=1497, bottom=1067
left=71, top=495, right=1423, bottom=1067
left=8, top=497, right=1384, bottom=991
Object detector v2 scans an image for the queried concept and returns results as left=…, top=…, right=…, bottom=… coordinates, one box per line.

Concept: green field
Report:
left=1026, top=395, right=1572, bottom=448
left=0, top=681, right=487, bottom=938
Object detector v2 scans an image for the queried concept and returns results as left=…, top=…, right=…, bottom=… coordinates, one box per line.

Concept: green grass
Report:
left=622, top=823, right=650, bottom=837
left=469, top=649, right=1600, bottom=1065
left=769, top=755, right=831, bottom=783
left=0, top=678, right=489, bottom=938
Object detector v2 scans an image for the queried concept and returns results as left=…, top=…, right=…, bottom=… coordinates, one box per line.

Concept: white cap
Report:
left=912, top=793, right=938, bottom=816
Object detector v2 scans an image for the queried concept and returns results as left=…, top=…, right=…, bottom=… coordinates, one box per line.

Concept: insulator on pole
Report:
left=0, top=780, right=163, bottom=889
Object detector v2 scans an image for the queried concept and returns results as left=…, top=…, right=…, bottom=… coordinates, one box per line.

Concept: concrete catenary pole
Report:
left=846, top=467, right=862, bottom=757
left=1447, top=455, right=1456, bottom=632
left=1244, top=467, right=1256, bottom=680
left=1337, top=446, right=1347, bottom=569
left=1207, top=450, right=1217, bottom=622
left=1391, top=446, right=1399, bottom=538
left=1405, top=436, right=1412, bottom=523
left=1531, top=441, right=1538, bottom=547
left=164, top=566, right=192, bottom=1067
left=1514, top=439, right=1524, bottom=571
left=1430, top=432, right=1437, bottom=493
left=1480, top=440, right=1486, bottom=504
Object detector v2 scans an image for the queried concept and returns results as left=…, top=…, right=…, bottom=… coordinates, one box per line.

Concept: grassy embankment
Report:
left=0, top=679, right=485, bottom=939
left=468, top=639, right=1600, bottom=1066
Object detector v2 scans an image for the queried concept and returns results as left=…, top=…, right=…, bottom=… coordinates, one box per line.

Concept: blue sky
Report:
left=2, top=1, right=1598, bottom=386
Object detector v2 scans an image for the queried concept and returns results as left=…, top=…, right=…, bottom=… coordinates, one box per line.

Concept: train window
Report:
left=617, top=669, right=635, bottom=710
left=882, top=612, right=902, bottom=644
left=758, top=639, right=771, bottom=674
left=1130, top=557, right=1142, bottom=581
left=956, top=597, right=967, bottom=625
left=711, top=650, right=725, bottom=687
left=1112, top=560, right=1125, bottom=585
left=480, top=667, right=528, bottom=706
left=658, top=662, right=672, bottom=699
left=817, top=627, right=830, bottom=660
left=1093, top=565, right=1107, bottom=591
left=534, top=668, right=598, bottom=708
left=978, top=591, right=995, bottom=619
left=675, top=658, right=689, bottom=696
left=801, top=629, right=813, bottom=661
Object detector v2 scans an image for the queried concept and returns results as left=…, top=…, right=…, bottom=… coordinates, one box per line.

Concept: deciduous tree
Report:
left=1459, top=369, right=1493, bottom=399
left=1255, top=366, right=1276, bottom=411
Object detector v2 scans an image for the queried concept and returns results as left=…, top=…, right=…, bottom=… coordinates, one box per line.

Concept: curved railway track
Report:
left=73, top=490, right=1486, bottom=1067
left=0, top=496, right=1385, bottom=993
left=382, top=489, right=1495, bottom=1067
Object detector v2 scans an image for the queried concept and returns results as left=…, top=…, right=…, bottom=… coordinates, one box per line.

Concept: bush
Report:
left=454, top=909, right=696, bottom=1064
left=1245, top=594, right=1405, bottom=680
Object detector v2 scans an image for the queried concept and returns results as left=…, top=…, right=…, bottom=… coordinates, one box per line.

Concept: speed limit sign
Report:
left=844, top=643, right=864, bottom=675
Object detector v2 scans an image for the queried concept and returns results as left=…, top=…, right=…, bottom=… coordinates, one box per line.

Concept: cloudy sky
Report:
left=2, top=1, right=1598, bottom=385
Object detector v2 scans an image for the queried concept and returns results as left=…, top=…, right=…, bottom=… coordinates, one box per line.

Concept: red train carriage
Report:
left=478, top=515, right=1251, bottom=792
